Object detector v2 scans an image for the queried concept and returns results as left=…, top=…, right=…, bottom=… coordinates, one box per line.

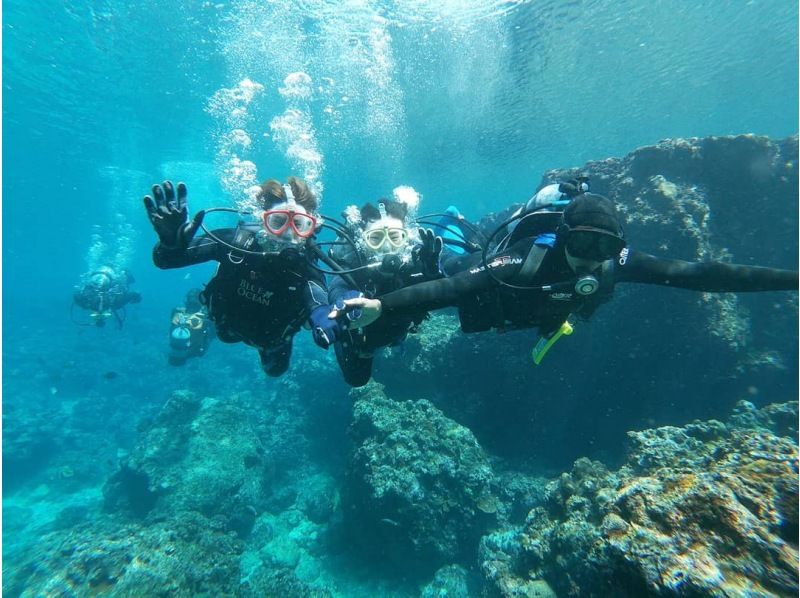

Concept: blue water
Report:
left=3, top=1, right=798, bottom=596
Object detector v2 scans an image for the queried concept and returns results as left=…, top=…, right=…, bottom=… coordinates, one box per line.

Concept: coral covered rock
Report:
left=480, top=401, right=799, bottom=597
left=420, top=564, right=473, bottom=597
left=376, top=134, right=797, bottom=474
left=3, top=512, right=242, bottom=597
left=548, top=133, right=798, bottom=351
left=103, top=390, right=268, bottom=536
left=343, top=382, right=496, bottom=571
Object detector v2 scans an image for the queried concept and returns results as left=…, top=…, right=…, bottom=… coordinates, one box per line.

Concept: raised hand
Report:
left=143, top=181, right=204, bottom=247
left=413, top=227, right=444, bottom=279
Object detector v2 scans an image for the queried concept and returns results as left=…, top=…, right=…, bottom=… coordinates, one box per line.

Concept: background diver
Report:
left=144, top=177, right=328, bottom=377
left=168, top=288, right=215, bottom=366
left=331, top=192, right=798, bottom=363
left=72, top=265, right=141, bottom=328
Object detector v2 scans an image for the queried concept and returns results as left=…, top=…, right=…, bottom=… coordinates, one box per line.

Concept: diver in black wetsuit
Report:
left=308, top=198, right=443, bottom=387
left=144, top=177, right=328, bottom=377
left=339, top=193, right=798, bottom=361
left=72, top=265, right=141, bottom=328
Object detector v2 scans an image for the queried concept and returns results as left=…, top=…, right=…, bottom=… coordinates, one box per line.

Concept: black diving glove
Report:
left=144, top=180, right=205, bottom=248
left=413, top=228, right=444, bottom=279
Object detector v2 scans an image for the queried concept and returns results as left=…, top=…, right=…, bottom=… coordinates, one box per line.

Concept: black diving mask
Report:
left=565, top=227, right=625, bottom=261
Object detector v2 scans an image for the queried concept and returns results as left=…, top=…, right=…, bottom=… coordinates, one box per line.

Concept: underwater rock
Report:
left=420, top=564, right=473, bottom=598
left=479, top=401, right=799, bottom=597
left=1, top=408, right=58, bottom=489
left=343, top=382, right=496, bottom=571
left=3, top=512, right=242, bottom=597
left=239, top=508, right=332, bottom=597
left=103, top=390, right=268, bottom=536
left=493, top=469, right=550, bottom=525
left=546, top=133, right=798, bottom=351
left=240, top=566, right=333, bottom=598
left=728, top=399, right=799, bottom=440
left=377, top=134, right=798, bottom=474
left=395, top=312, right=463, bottom=375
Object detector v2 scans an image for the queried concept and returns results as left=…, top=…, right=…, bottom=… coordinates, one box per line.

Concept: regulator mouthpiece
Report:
left=575, top=275, right=599, bottom=296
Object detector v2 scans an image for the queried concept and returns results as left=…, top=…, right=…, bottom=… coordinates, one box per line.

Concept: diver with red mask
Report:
left=144, top=177, right=328, bottom=377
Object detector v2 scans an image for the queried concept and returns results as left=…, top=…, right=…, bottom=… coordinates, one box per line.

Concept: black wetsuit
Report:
left=327, top=250, right=431, bottom=387
left=379, top=236, right=798, bottom=336
left=73, top=286, right=140, bottom=313
left=153, top=226, right=327, bottom=376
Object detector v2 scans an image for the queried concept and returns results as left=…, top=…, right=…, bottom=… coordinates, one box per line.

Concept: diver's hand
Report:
left=309, top=305, right=345, bottom=350
left=328, top=297, right=382, bottom=329
left=144, top=181, right=205, bottom=248
left=413, top=228, right=444, bottom=278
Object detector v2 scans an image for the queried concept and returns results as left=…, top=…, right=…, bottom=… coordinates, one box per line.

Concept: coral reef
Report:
left=5, top=367, right=352, bottom=597
left=3, top=135, right=796, bottom=598
left=420, top=564, right=473, bottom=597
left=343, top=382, right=497, bottom=571
left=480, top=400, right=799, bottom=597
left=547, top=134, right=798, bottom=350
left=103, top=390, right=269, bottom=536
left=376, top=134, right=798, bottom=472
left=3, top=512, right=243, bottom=597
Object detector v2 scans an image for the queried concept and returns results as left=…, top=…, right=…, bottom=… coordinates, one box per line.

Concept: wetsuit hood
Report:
left=562, top=193, right=624, bottom=238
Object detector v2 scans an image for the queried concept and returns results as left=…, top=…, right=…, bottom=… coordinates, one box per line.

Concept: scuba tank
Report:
left=170, top=326, right=191, bottom=350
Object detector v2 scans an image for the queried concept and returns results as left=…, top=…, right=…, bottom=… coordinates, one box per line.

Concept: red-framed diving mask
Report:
left=261, top=183, right=317, bottom=241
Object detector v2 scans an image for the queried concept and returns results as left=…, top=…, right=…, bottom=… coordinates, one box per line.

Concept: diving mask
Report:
left=261, top=209, right=317, bottom=239
left=564, top=227, right=625, bottom=261
left=261, top=188, right=317, bottom=244
left=362, top=225, right=408, bottom=251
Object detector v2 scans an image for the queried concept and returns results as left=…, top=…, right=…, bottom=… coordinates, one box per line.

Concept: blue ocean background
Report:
left=3, top=1, right=799, bottom=596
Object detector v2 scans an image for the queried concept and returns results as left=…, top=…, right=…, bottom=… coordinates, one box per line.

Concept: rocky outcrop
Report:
left=102, top=390, right=269, bottom=538
left=546, top=134, right=798, bottom=350
left=343, top=382, right=497, bottom=571
left=377, top=134, right=798, bottom=472
left=3, top=513, right=242, bottom=597
left=479, top=401, right=799, bottom=597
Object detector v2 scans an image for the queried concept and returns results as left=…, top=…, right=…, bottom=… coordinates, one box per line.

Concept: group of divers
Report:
left=72, top=176, right=798, bottom=385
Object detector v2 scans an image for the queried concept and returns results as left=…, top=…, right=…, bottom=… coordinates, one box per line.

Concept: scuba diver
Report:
left=144, top=177, right=328, bottom=377
left=168, top=288, right=215, bottom=366
left=308, top=197, right=444, bottom=387
left=72, top=265, right=141, bottom=328
left=333, top=192, right=798, bottom=364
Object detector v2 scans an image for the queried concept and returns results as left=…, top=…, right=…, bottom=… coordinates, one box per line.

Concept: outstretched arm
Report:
left=379, top=269, right=492, bottom=316
left=615, top=250, right=798, bottom=292
left=379, top=238, right=539, bottom=317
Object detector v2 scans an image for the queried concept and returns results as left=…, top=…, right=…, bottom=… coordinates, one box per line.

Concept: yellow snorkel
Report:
left=532, top=319, right=574, bottom=365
